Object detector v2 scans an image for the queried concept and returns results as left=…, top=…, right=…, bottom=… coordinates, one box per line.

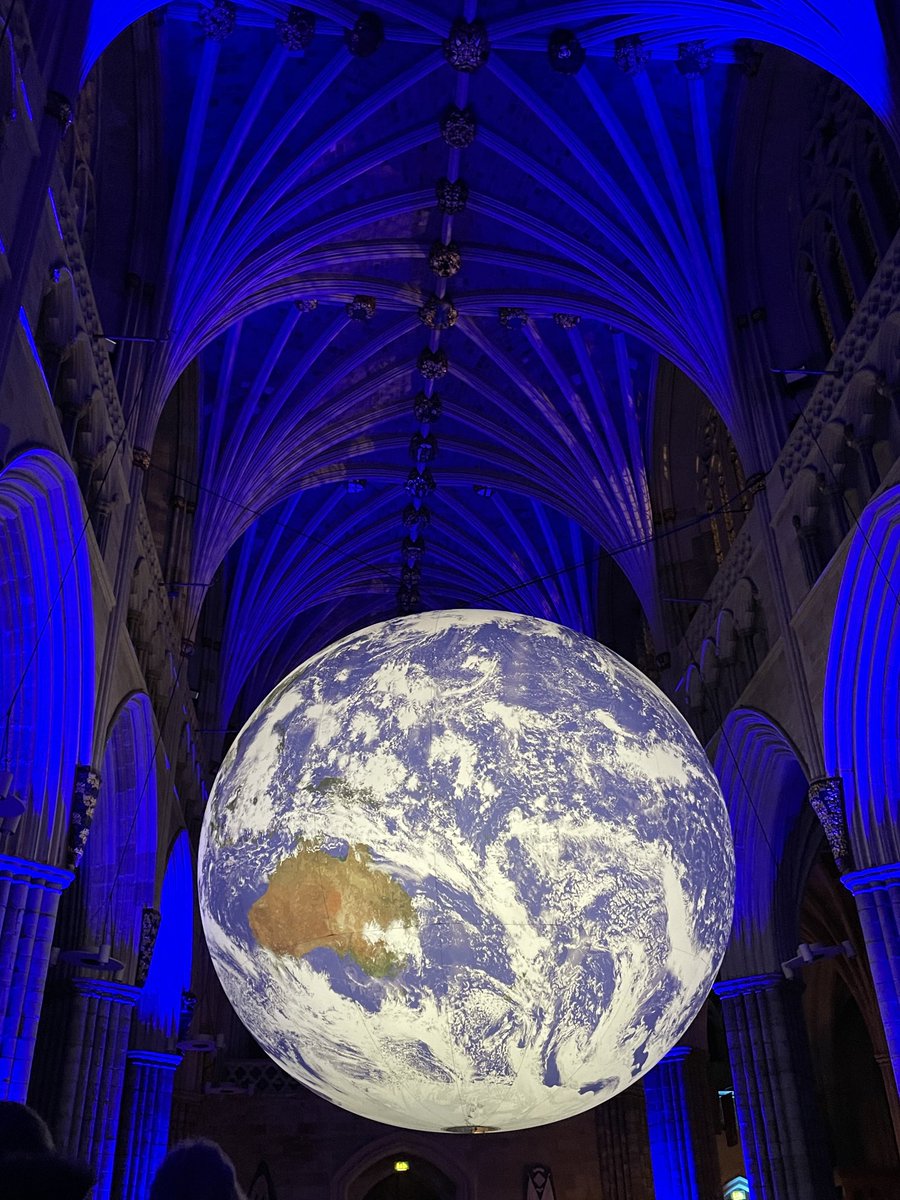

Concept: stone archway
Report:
left=334, top=1136, right=471, bottom=1200
left=361, top=1158, right=456, bottom=1200
left=0, top=448, right=94, bottom=1101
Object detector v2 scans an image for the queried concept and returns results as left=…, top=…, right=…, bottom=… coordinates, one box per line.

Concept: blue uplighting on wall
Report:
left=823, top=484, right=900, bottom=864
left=138, top=831, right=193, bottom=1037
left=644, top=1046, right=700, bottom=1198
left=81, top=694, right=159, bottom=963
left=0, top=450, right=94, bottom=837
left=714, top=710, right=807, bottom=963
left=83, top=0, right=160, bottom=83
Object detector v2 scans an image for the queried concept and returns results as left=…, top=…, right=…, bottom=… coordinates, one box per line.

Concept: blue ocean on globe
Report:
left=199, top=609, right=734, bottom=1132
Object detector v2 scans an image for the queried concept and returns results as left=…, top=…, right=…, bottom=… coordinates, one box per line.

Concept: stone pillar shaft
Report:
left=0, top=853, right=72, bottom=1100
left=595, top=1082, right=654, bottom=1200
left=644, top=1046, right=720, bottom=1200
left=49, top=979, right=138, bottom=1200
left=843, top=864, right=900, bottom=1097
left=113, top=1049, right=180, bottom=1200
left=714, top=974, right=833, bottom=1200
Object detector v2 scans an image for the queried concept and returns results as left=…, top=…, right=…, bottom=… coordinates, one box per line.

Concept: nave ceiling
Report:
left=80, top=0, right=899, bottom=730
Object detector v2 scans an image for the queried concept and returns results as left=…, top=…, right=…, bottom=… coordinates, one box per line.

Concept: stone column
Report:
left=0, top=853, right=73, bottom=1099
left=842, top=864, right=900, bottom=1097
left=714, top=974, right=833, bottom=1200
left=113, top=1049, right=181, bottom=1200
left=595, top=1081, right=655, bottom=1200
left=49, top=979, right=138, bottom=1200
left=644, top=1046, right=720, bottom=1199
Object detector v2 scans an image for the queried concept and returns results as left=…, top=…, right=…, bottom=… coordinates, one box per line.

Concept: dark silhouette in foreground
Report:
left=0, top=1100, right=94, bottom=1200
left=150, top=1138, right=247, bottom=1200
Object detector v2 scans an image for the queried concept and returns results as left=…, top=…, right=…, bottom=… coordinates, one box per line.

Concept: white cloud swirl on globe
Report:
left=198, top=609, right=734, bottom=1132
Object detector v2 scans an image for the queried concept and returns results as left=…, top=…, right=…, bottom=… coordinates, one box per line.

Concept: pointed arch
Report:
left=824, top=484, right=900, bottom=868
left=332, top=1135, right=472, bottom=1200
left=70, top=693, right=158, bottom=974
left=0, top=448, right=94, bottom=858
left=248, top=1162, right=277, bottom=1200
left=715, top=709, right=819, bottom=975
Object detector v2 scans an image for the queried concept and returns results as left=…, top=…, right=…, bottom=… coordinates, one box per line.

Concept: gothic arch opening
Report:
left=348, top=1155, right=457, bottom=1200
left=824, top=483, right=900, bottom=866
left=67, top=692, right=159, bottom=974
left=0, top=448, right=94, bottom=858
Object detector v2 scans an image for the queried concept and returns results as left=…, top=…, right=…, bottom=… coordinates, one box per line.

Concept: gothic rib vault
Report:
left=78, top=1, right=898, bottom=738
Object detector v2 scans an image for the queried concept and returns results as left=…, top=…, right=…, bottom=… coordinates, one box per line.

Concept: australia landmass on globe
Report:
left=248, top=839, right=418, bottom=978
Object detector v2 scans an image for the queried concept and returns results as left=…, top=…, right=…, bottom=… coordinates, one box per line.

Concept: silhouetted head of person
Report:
left=0, top=1101, right=94, bottom=1200
left=0, top=1101, right=54, bottom=1156
left=150, top=1139, right=246, bottom=1200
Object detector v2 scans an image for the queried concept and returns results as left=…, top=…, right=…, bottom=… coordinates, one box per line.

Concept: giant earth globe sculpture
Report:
left=198, top=610, right=734, bottom=1132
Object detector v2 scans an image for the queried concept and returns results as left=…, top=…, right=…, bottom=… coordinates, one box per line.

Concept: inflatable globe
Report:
left=199, top=610, right=733, bottom=1132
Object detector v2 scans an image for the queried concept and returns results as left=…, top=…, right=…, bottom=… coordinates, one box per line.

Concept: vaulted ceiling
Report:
left=86, top=1, right=898, bottom=728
